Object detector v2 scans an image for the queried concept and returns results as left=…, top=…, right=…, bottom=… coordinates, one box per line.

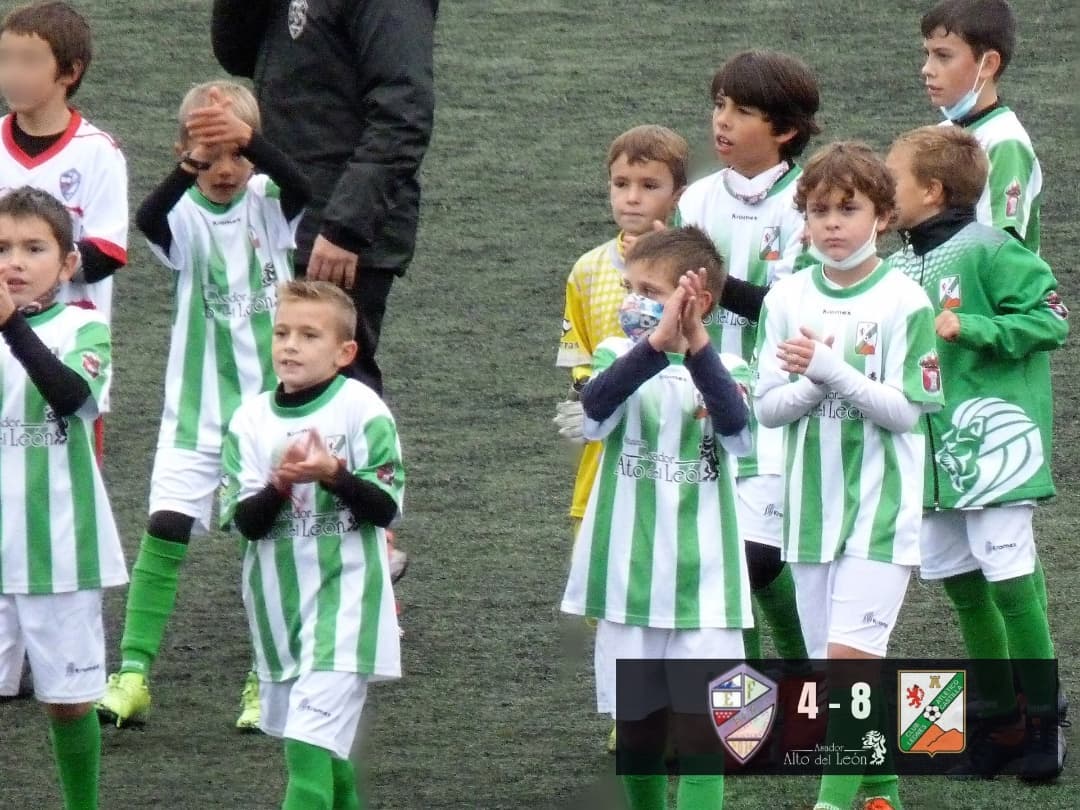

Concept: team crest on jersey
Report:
left=935, top=397, right=1042, bottom=507
left=561, top=318, right=571, bottom=334
left=854, top=321, right=878, bottom=355
left=59, top=169, right=81, bottom=201
left=919, top=352, right=941, bottom=394
left=288, top=0, right=308, bottom=39
left=376, top=463, right=396, bottom=486
left=322, top=433, right=347, bottom=459
left=81, top=351, right=101, bottom=378
left=759, top=226, right=781, bottom=261
left=1045, top=291, right=1069, bottom=320
left=939, top=276, right=961, bottom=309
left=708, top=664, right=778, bottom=764
left=1004, top=179, right=1022, bottom=218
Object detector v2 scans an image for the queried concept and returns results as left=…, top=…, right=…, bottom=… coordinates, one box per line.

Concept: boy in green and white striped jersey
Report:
left=221, top=280, right=403, bottom=810
left=562, top=226, right=752, bottom=809
left=0, top=187, right=127, bottom=810
left=754, top=143, right=943, bottom=810
left=96, top=81, right=311, bottom=729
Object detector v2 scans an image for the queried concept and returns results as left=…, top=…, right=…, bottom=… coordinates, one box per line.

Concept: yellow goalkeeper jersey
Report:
left=557, top=234, right=628, bottom=518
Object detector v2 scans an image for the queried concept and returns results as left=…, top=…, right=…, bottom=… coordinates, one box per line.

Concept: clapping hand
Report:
left=778, top=326, right=834, bottom=377
left=273, top=429, right=340, bottom=487
left=678, top=269, right=712, bottom=354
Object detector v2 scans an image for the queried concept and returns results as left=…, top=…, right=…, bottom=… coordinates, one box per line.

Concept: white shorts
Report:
left=790, top=557, right=912, bottom=658
left=260, top=671, right=368, bottom=760
left=919, top=505, right=1036, bottom=582
left=595, top=620, right=744, bottom=720
left=0, top=590, right=105, bottom=703
left=148, top=447, right=222, bottom=535
left=736, top=475, right=784, bottom=548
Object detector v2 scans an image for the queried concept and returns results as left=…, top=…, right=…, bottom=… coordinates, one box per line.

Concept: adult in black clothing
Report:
left=210, top=0, right=437, bottom=395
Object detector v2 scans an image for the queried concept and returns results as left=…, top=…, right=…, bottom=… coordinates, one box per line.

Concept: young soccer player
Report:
left=754, top=142, right=944, bottom=810
left=0, top=186, right=126, bottom=809
left=220, top=279, right=403, bottom=810
left=562, top=225, right=753, bottom=809
left=95, top=81, right=311, bottom=729
left=678, top=49, right=821, bottom=664
left=920, top=0, right=1042, bottom=252
left=886, top=125, right=1068, bottom=781
left=0, top=2, right=127, bottom=321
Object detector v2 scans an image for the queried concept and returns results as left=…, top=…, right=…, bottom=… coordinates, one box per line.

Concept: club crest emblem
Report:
left=59, top=169, right=81, bottom=201
left=708, top=664, right=778, bottom=764
left=376, top=463, right=396, bottom=485
left=919, top=352, right=941, bottom=394
left=288, top=0, right=308, bottom=39
left=939, top=275, right=961, bottom=309
left=1004, top=179, right=1021, bottom=219
left=759, top=226, right=781, bottom=261
left=898, top=670, right=966, bottom=756
left=854, top=321, right=878, bottom=356
left=81, top=351, right=101, bottom=378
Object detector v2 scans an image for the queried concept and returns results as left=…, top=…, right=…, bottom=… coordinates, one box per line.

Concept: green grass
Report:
left=1, top=1, right=1077, bottom=808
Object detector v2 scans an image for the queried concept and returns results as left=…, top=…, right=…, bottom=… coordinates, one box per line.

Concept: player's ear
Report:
left=59, top=249, right=80, bottom=283
left=979, top=49, right=1001, bottom=81
left=925, top=178, right=946, bottom=208
left=57, top=60, right=83, bottom=92
left=335, top=339, right=358, bottom=370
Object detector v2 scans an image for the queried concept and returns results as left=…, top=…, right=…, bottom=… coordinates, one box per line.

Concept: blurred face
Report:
left=608, top=155, right=682, bottom=236
left=921, top=29, right=992, bottom=108
left=886, top=145, right=940, bottom=229
left=0, top=213, right=77, bottom=308
left=712, top=94, right=793, bottom=177
left=805, top=186, right=884, bottom=266
left=272, top=300, right=357, bottom=393
left=0, top=32, right=73, bottom=114
left=190, top=142, right=254, bottom=205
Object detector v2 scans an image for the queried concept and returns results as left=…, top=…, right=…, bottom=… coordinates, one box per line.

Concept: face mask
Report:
left=939, top=54, right=988, bottom=121
left=619, top=292, right=664, bottom=342
left=17, top=279, right=61, bottom=316
left=808, top=219, right=879, bottom=272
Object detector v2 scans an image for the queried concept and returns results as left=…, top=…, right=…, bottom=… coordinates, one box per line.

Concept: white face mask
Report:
left=809, top=219, right=879, bottom=272
left=939, top=54, right=988, bottom=121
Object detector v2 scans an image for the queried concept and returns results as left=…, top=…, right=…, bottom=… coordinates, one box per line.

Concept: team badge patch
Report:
left=898, top=670, right=966, bottom=756
left=939, top=275, right=961, bottom=309
left=919, top=352, right=940, bottom=394
left=1004, top=179, right=1022, bottom=219
left=324, top=433, right=347, bottom=459
left=81, top=351, right=101, bottom=378
left=1045, top=291, right=1069, bottom=320
left=854, top=321, right=878, bottom=355
left=59, top=169, right=81, bottom=201
left=759, top=226, right=781, bottom=261
left=288, top=0, right=308, bottom=39
left=376, top=463, right=396, bottom=486
left=708, top=664, right=778, bottom=764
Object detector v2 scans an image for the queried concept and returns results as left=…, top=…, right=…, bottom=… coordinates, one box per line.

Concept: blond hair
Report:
left=891, top=126, right=989, bottom=209
left=607, top=125, right=689, bottom=189
left=277, top=280, right=357, bottom=342
left=177, top=80, right=260, bottom=146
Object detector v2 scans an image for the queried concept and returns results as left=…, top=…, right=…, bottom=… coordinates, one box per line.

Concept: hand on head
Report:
left=185, top=86, right=253, bottom=150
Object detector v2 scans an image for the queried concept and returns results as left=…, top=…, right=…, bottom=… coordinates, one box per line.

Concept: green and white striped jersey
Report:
left=561, top=337, right=753, bottom=629
left=753, top=262, right=943, bottom=565
left=678, top=164, right=809, bottom=477
left=220, top=376, right=404, bottom=682
left=149, top=174, right=297, bottom=454
left=0, top=305, right=126, bottom=594
left=949, top=106, right=1042, bottom=253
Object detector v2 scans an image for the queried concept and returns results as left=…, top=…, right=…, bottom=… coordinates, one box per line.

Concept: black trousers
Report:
left=297, top=265, right=397, bottom=396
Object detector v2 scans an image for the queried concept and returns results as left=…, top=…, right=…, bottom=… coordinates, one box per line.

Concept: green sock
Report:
left=119, top=533, right=188, bottom=675
left=815, top=683, right=865, bottom=810
left=1033, top=555, right=1049, bottom=615
left=283, top=739, right=334, bottom=810
left=621, top=775, right=668, bottom=810
left=754, top=565, right=808, bottom=660
left=675, top=775, right=722, bottom=809
left=942, top=571, right=1017, bottom=716
left=989, top=574, right=1056, bottom=713
left=331, top=758, right=362, bottom=810
left=861, top=774, right=902, bottom=809
left=743, top=598, right=763, bottom=659
left=49, top=711, right=100, bottom=810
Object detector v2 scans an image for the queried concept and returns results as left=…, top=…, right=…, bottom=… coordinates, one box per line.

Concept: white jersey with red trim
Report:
left=0, top=111, right=128, bottom=323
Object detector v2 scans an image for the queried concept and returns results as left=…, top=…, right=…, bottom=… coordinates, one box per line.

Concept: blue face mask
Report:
left=619, top=293, right=664, bottom=342
left=939, top=55, right=988, bottom=121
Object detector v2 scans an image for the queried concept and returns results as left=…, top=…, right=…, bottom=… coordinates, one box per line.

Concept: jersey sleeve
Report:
left=985, top=139, right=1037, bottom=241
left=146, top=203, right=191, bottom=272
left=955, top=239, right=1069, bottom=358
left=219, top=407, right=264, bottom=527
left=750, top=288, right=790, bottom=400
left=352, top=408, right=405, bottom=515
left=251, top=174, right=301, bottom=251
left=78, top=142, right=129, bottom=265
left=61, top=316, right=112, bottom=419
left=556, top=263, right=594, bottom=370
left=893, top=286, right=945, bottom=410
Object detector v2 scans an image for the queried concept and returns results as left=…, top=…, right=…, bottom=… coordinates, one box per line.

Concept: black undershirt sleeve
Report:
left=683, top=345, right=749, bottom=436
left=320, top=466, right=398, bottom=528
left=718, top=276, right=769, bottom=321
left=241, top=132, right=312, bottom=220
left=580, top=339, right=669, bottom=422
left=0, top=311, right=91, bottom=417
left=77, top=240, right=125, bottom=283
left=135, top=166, right=197, bottom=254
left=232, top=484, right=288, bottom=540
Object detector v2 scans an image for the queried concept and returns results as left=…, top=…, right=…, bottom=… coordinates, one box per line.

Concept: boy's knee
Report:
left=44, top=701, right=93, bottom=721
left=147, top=511, right=195, bottom=544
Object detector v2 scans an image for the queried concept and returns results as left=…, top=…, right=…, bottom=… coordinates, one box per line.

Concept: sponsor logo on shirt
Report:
left=0, top=408, right=69, bottom=447
left=702, top=308, right=753, bottom=328
left=861, top=612, right=890, bottom=630
left=203, top=284, right=276, bottom=320
left=813, top=392, right=865, bottom=422
left=985, top=540, right=1018, bottom=554
left=763, top=502, right=783, bottom=518
left=59, top=168, right=80, bottom=201
left=271, top=506, right=361, bottom=541
left=297, top=697, right=332, bottom=718
left=616, top=437, right=719, bottom=484
left=212, top=217, right=242, bottom=226
left=66, top=661, right=101, bottom=676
